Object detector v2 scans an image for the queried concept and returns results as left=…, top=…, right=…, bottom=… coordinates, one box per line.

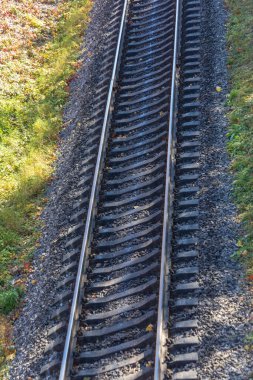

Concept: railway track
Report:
left=40, top=0, right=201, bottom=378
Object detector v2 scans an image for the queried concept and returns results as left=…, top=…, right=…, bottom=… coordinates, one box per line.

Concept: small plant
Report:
left=0, top=289, right=19, bottom=315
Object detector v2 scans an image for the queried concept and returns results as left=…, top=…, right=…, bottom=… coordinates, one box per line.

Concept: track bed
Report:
left=41, top=0, right=203, bottom=379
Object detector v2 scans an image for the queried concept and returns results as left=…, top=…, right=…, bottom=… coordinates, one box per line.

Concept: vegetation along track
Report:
left=40, top=0, right=202, bottom=378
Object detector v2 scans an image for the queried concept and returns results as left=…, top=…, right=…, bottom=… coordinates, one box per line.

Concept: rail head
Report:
left=58, top=1, right=129, bottom=379
left=154, top=0, right=181, bottom=378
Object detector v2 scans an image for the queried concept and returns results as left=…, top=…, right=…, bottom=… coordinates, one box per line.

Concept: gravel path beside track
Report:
left=197, top=0, right=252, bottom=378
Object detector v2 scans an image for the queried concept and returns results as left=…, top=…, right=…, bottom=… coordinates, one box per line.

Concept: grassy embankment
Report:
left=0, top=0, right=92, bottom=374
left=226, top=0, right=253, bottom=276
left=226, top=0, right=253, bottom=347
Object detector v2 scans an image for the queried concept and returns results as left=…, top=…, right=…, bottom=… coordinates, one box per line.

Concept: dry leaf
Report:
left=23, top=262, right=33, bottom=272
left=6, top=352, right=16, bottom=361
left=215, top=86, right=222, bottom=92
left=146, top=323, right=154, bottom=332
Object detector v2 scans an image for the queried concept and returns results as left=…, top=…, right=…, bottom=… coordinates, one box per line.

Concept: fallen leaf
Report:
left=6, top=346, right=16, bottom=361
left=146, top=323, right=154, bottom=332
left=23, top=262, right=32, bottom=272
left=215, top=86, right=222, bottom=92
left=31, top=279, right=37, bottom=285
left=146, top=361, right=154, bottom=367
left=6, top=352, right=16, bottom=361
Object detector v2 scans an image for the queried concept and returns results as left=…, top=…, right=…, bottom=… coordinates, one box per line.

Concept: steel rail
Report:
left=154, top=0, right=181, bottom=377
left=58, top=0, right=129, bottom=378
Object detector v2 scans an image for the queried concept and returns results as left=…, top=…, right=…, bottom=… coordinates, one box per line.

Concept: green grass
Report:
left=226, top=0, right=253, bottom=278
left=0, top=0, right=92, bottom=314
left=0, top=0, right=92, bottom=373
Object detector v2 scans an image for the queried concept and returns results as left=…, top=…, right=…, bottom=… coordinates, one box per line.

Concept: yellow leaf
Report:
left=216, top=86, right=222, bottom=92
left=146, top=323, right=154, bottom=332
left=6, top=349, right=16, bottom=361
left=146, top=361, right=154, bottom=367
